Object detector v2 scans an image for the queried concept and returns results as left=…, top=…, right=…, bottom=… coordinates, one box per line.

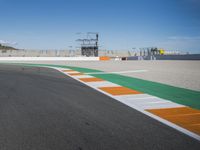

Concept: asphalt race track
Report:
left=0, top=64, right=200, bottom=150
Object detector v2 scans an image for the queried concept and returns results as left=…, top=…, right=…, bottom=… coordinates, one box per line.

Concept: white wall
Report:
left=0, top=57, right=100, bottom=61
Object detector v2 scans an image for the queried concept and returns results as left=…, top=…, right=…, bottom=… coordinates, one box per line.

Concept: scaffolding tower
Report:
left=76, top=32, right=99, bottom=57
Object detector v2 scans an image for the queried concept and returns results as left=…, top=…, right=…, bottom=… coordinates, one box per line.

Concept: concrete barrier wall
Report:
left=0, top=50, right=136, bottom=57
left=155, top=54, right=200, bottom=60
left=0, top=57, right=100, bottom=61
left=0, top=50, right=79, bottom=57
left=126, top=54, right=200, bottom=60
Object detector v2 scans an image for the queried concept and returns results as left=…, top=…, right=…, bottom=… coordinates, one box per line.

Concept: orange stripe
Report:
left=183, top=124, right=200, bottom=135
left=99, top=56, right=110, bottom=61
left=99, top=86, right=142, bottom=95
left=163, top=114, right=200, bottom=125
left=79, top=77, right=104, bottom=82
left=69, top=73, right=84, bottom=76
left=147, top=107, right=199, bottom=117
left=147, top=107, right=200, bottom=135
left=62, top=70, right=75, bottom=72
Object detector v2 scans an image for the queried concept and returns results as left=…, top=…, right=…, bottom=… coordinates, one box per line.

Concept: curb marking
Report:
left=79, top=77, right=105, bottom=82
left=147, top=107, right=200, bottom=135
left=86, top=81, right=120, bottom=88
left=49, top=66, right=200, bottom=141
left=99, top=86, right=142, bottom=95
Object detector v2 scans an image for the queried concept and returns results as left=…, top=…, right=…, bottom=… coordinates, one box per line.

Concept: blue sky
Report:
left=0, top=0, right=200, bottom=53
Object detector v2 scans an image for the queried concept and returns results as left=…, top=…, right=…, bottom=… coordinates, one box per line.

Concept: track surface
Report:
left=0, top=64, right=200, bottom=150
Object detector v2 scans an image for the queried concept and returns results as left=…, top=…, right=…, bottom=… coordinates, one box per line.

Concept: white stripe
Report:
left=63, top=71, right=80, bottom=74
left=148, top=101, right=169, bottom=104
left=114, top=94, right=155, bottom=99
left=141, top=103, right=184, bottom=109
left=72, top=75, right=95, bottom=79
left=115, top=96, right=183, bottom=109
left=115, top=93, right=184, bottom=109
left=60, top=69, right=71, bottom=71
left=87, top=81, right=120, bottom=88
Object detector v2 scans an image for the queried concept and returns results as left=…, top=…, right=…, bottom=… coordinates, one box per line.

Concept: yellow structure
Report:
left=159, top=49, right=165, bottom=55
